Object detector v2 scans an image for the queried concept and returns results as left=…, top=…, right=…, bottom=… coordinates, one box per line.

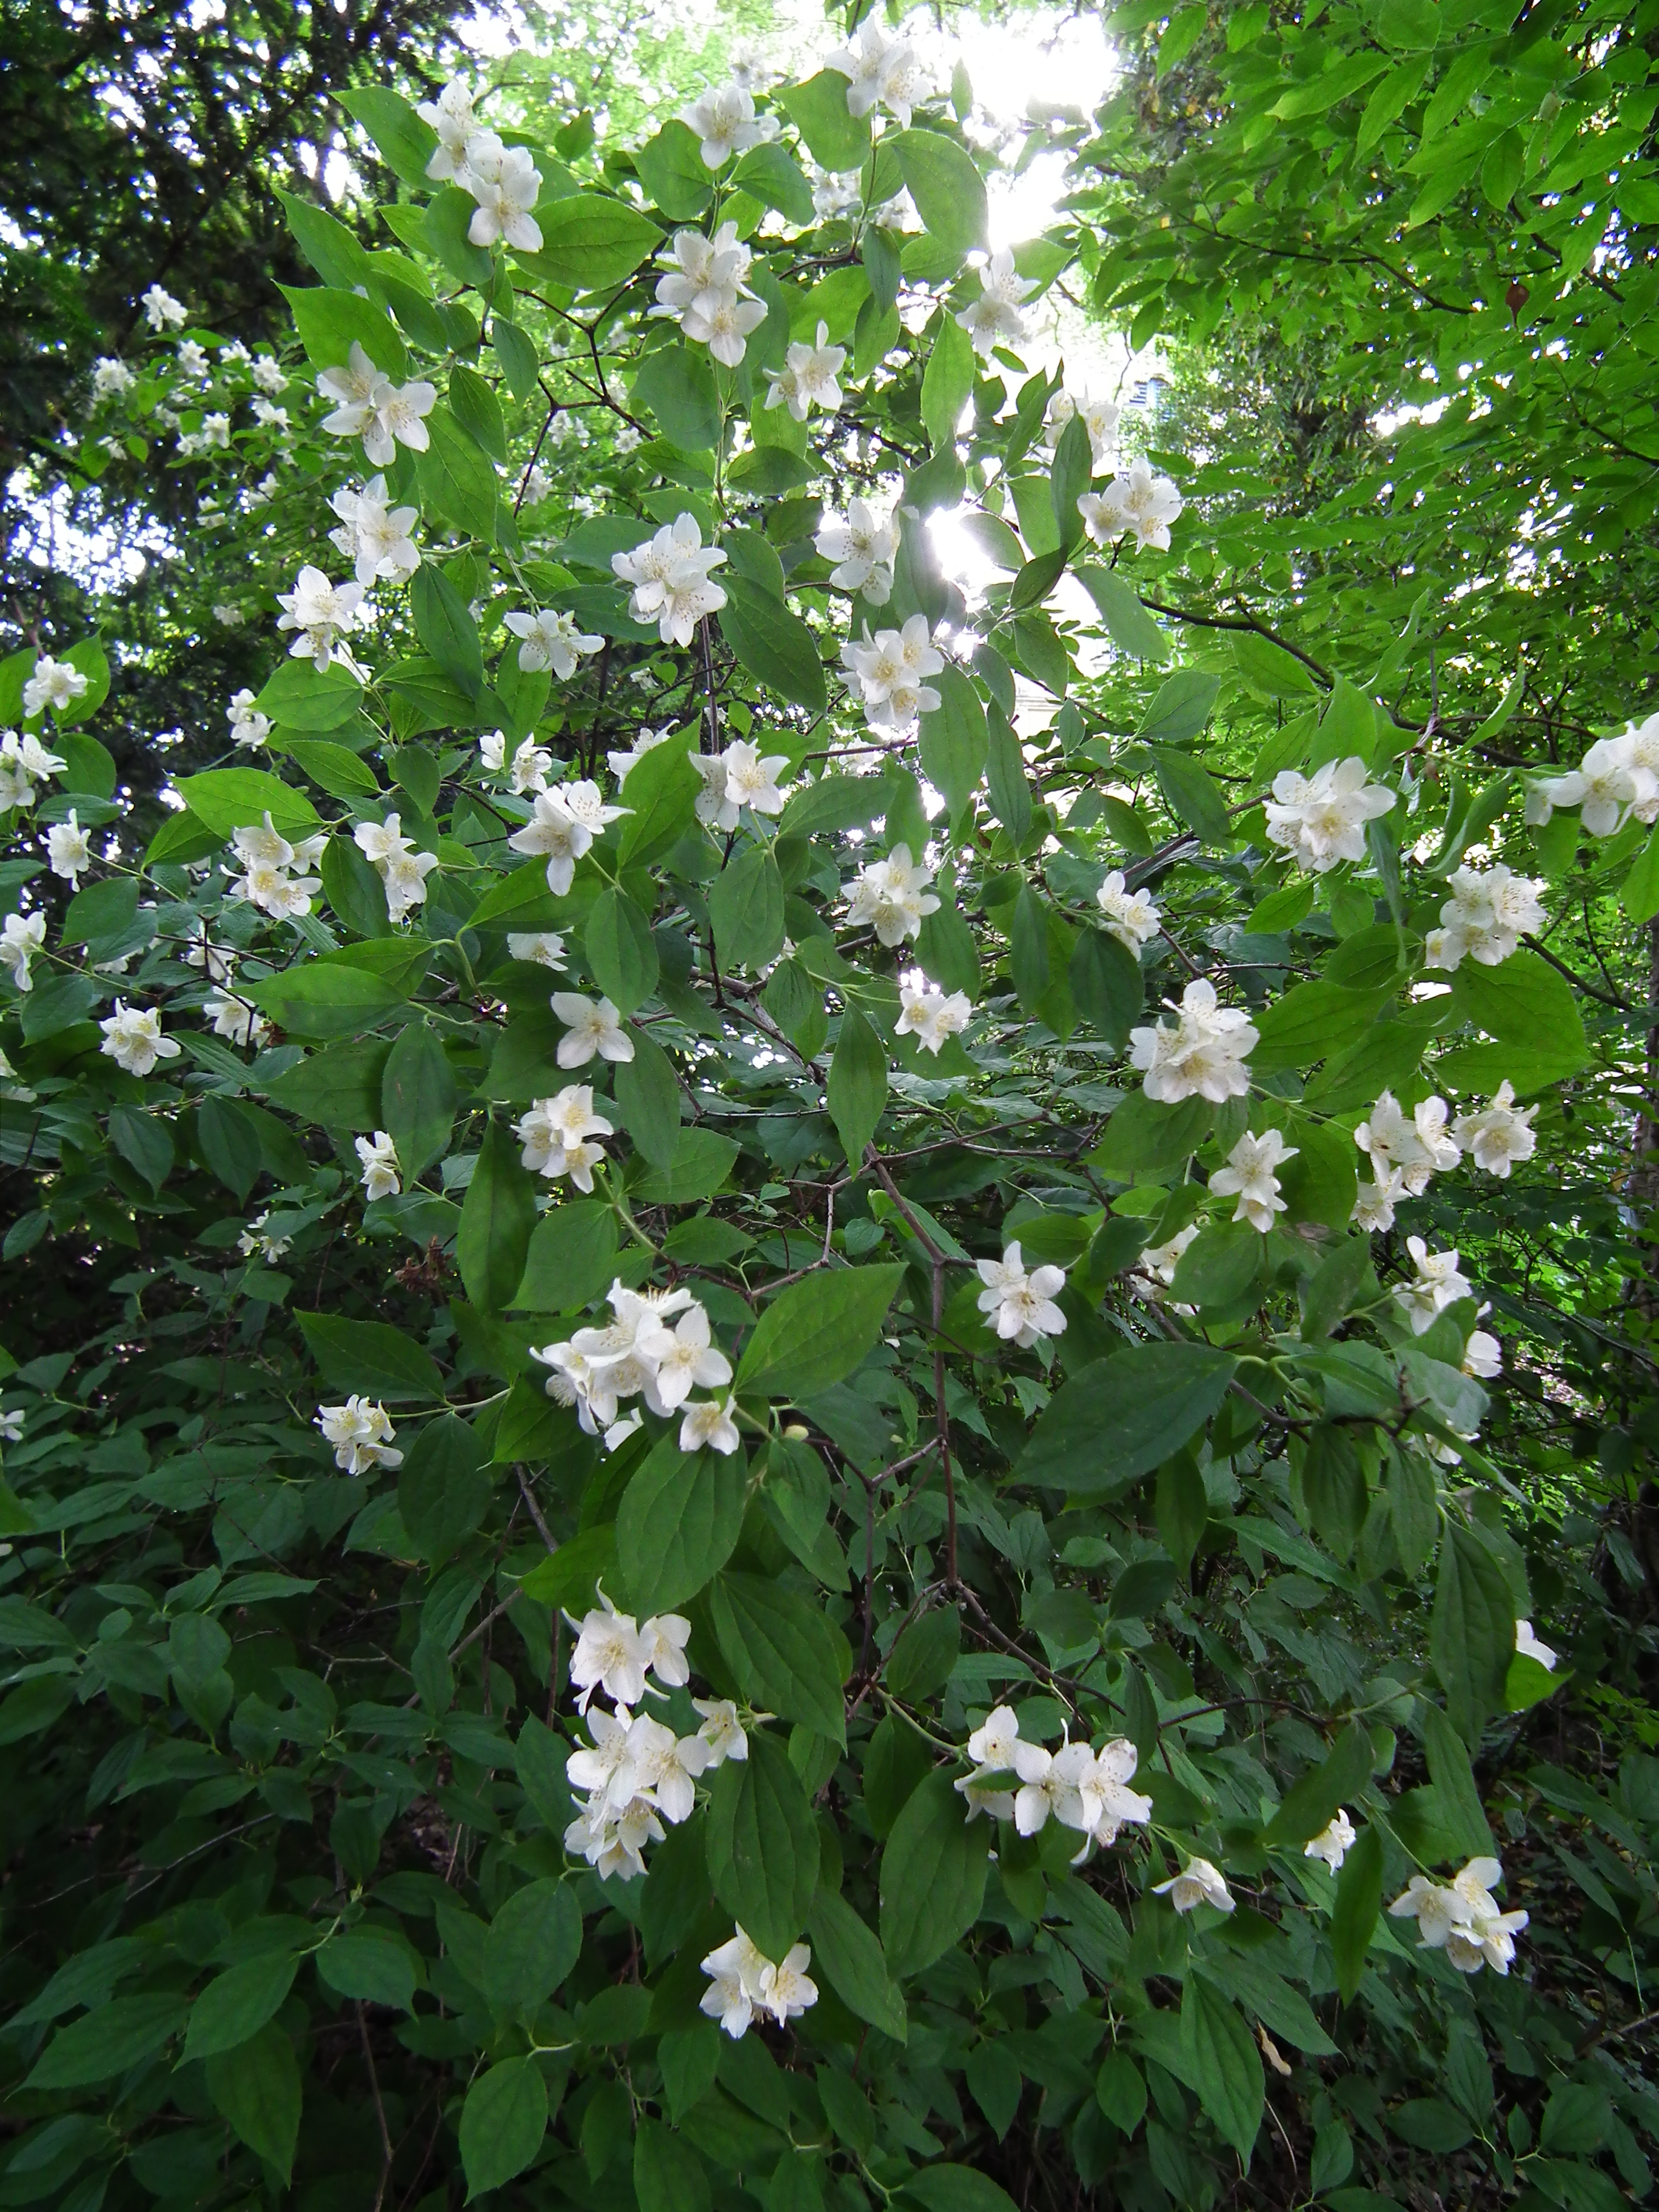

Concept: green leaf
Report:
left=637, top=1127, right=740, bottom=1204
left=890, top=129, right=988, bottom=256
left=423, top=185, right=496, bottom=285
left=1420, top=1700, right=1496, bottom=1855
left=1148, top=742, right=1232, bottom=846
left=731, top=142, right=815, bottom=224
left=448, top=361, right=507, bottom=463
left=380, top=1023, right=456, bottom=1179
left=519, top=1524, right=617, bottom=1612
left=250, top=962, right=405, bottom=1041
left=737, top=1264, right=905, bottom=1402
left=1050, top=412, right=1093, bottom=552
left=484, top=1878, right=582, bottom=2016
left=1264, top=1721, right=1375, bottom=1846
left=1139, top=668, right=1221, bottom=746
left=635, top=120, right=712, bottom=218
left=207, top=2023, right=303, bottom=2185
left=706, top=1728, right=821, bottom=1957
left=1068, top=928, right=1143, bottom=1048
left=298, top=1310, right=443, bottom=1401
left=632, top=343, right=720, bottom=454
left=317, top=1929, right=417, bottom=2009
left=635, top=2120, right=712, bottom=2212
left=719, top=577, right=826, bottom=712
left=460, top=2057, right=549, bottom=2200
left=108, top=1103, right=173, bottom=1192
left=708, top=1571, right=847, bottom=1742
left=268, top=1038, right=390, bottom=1131
left=1444, top=948, right=1587, bottom=1090
left=1276, top=1118, right=1359, bottom=1233
left=585, top=886, right=659, bottom=1013
left=709, top=843, right=787, bottom=973
left=780, top=73, right=871, bottom=172
left=283, top=737, right=380, bottom=801
left=618, top=1434, right=746, bottom=1613
left=1330, top=1823, right=1383, bottom=2003
left=511, top=1199, right=619, bottom=1313
left=618, top=732, right=702, bottom=863
left=399, top=1413, right=491, bottom=1561
left=1432, top=1523, right=1515, bottom=1746
left=1073, top=567, right=1171, bottom=662
left=904, top=2170, right=1018, bottom=2212
left=1252, top=980, right=1388, bottom=1072
left=341, top=87, right=439, bottom=190
left=60, top=875, right=136, bottom=950
left=827, top=1007, right=887, bottom=1167
left=922, top=315, right=975, bottom=451
left=175, top=765, right=321, bottom=838
left=459, top=1118, right=538, bottom=1316
left=984, top=702, right=1033, bottom=843
left=415, top=405, right=500, bottom=542
left=24, top=1993, right=186, bottom=2088
left=411, top=565, right=484, bottom=696
left=880, top=1772, right=989, bottom=1979
left=1624, top=825, right=1659, bottom=926
left=527, top=191, right=662, bottom=289
left=1232, top=629, right=1317, bottom=698
left=806, top=1889, right=907, bottom=2042
left=613, top=1032, right=681, bottom=1166
left=184, top=1955, right=298, bottom=2061
left=1181, top=1974, right=1263, bottom=2162
left=781, top=774, right=889, bottom=838
left=253, top=659, right=366, bottom=735
left=1020, top=1344, right=1237, bottom=1494
left=196, top=1096, right=263, bottom=1202
left=280, top=283, right=406, bottom=378
left=277, top=188, right=373, bottom=292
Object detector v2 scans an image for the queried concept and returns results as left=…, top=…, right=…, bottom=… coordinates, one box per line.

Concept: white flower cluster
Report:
left=956, top=249, right=1037, bottom=360
left=844, top=844, right=940, bottom=947
left=512, top=1084, right=613, bottom=1191
left=766, top=321, right=846, bottom=423
left=1304, top=1809, right=1356, bottom=1872
left=840, top=614, right=944, bottom=736
left=612, top=514, right=729, bottom=645
left=99, top=1002, right=181, bottom=1077
left=1389, top=1855, right=1527, bottom=1976
left=1094, top=870, right=1161, bottom=954
left=692, top=741, right=791, bottom=830
left=1130, top=977, right=1258, bottom=1105
left=142, top=284, right=189, bottom=330
left=227, top=689, right=270, bottom=751
left=480, top=731, right=552, bottom=795
left=815, top=501, right=897, bottom=604
left=47, top=810, right=90, bottom=886
left=226, top=814, right=326, bottom=922
left=354, top=814, right=440, bottom=925
left=503, top=609, right=603, bottom=679
left=417, top=80, right=544, bottom=249
left=1352, top=1084, right=1537, bottom=1227
left=680, top=81, right=776, bottom=169
left=828, top=18, right=934, bottom=127
left=0, top=911, right=46, bottom=992
left=204, top=985, right=269, bottom=1050
left=508, top=780, right=630, bottom=894
left=1424, top=861, right=1546, bottom=971
left=550, top=993, right=634, bottom=1068
left=955, top=1707, right=1150, bottom=1863
left=896, top=976, right=971, bottom=1054
left=317, top=343, right=437, bottom=469
left=1264, top=756, right=1396, bottom=874
left=0, top=730, right=67, bottom=813
left=329, top=477, right=421, bottom=586
left=355, top=1131, right=402, bottom=1201
left=239, top=1210, right=290, bottom=1263
left=316, top=1395, right=402, bottom=1474
left=22, top=656, right=89, bottom=719
left=1046, top=390, right=1121, bottom=469
left=1391, top=1236, right=1473, bottom=1334
left=652, top=224, right=765, bottom=367
left=976, top=1242, right=1068, bottom=1347
left=275, top=565, right=366, bottom=673
left=1078, top=459, right=1184, bottom=554
left=1210, top=1127, right=1297, bottom=1233
left=1532, top=714, right=1659, bottom=836
left=532, top=1280, right=736, bottom=1452
left=701, top=1926, right=819, bottom=2039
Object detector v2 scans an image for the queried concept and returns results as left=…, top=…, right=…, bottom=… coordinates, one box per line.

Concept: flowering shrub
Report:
left=2, top=16, right=1658, bottom=2212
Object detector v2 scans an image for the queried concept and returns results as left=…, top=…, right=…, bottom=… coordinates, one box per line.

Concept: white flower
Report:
left=355, top=1130, right=403, bottom=1201
left=608, top=727, right=673, bottom=783
left=507, top=783, right=628, bottom=896
left=1515, top=1620, right=1557, bottom=1671
left=141, top=284, right=187, bottom=330
left=652, top=222, right=751, bottom=318
left=552, top=992, right=634, bottom=1068
left=640, top=1610, right=692, bottom=1689
left=507, top=930, right=568, bottom=970
left=460, top=131, right=544, bottom=252
left=417, top=78, right=486, bottom=180
left=204, top=990, right=269, bottom=1050
left=315, top=1395, right=402, bottom=1475
left=362, top=372, right=438, bottom=469
left=896, top=980, right=971, bottom=1055
left=956, top=248, right=1036, bottom=359
left=566, top=1703, right=635, bottom=1811
left=816, top=501, right=897, bottom=601
left=275, top=565, right=364, bottom=672
left=1389, top=1857, right=1527, bottom=1977
left=694, top=1698, right=749, bottom=1766
left=98, top=1001, right=181, bottom=1077
left=381, top=848, right=440, bottom=925
left=618, top=1712, right=711, bottom=1825
left=196, top=411, right=231, bottom=449
left=976, top=1241, right=1068, bottom=1348
left=754, top=1942, right=817, bottom=2028
left=1263, top=757, right=1396, bottom=874
left=45, top=811, right=92, bottom=885
left=317, top=342, right=380, bottom=440
left=1153, top=1857, right=1235, bottom=1914
left=1540, top=729, right=1650, bottom=837
left=235, top=814, right=297, bottom=872
left=0, top=1410, right=23, bottom=1443
left=328, top=476, right=421, bottom=585
left=512, top=1085, right=615, bottom=1185
left=1008, top=1739, right=1094, bottom=1836
left=503, top=608, right=604, bottom=678
left=686, top=288, right=768, bottom=369
left=22, top=656, right=89, bottom=717
left=249, top=397, right=287, bottom=430
left=1452, top=1081, right=1538, bottom=1178
left=1351, top=1180, right=1397, bottom=1234
left=237, top=1209, right=291, bottom=1263
left=680, top=1395, right=740, bottom=1455
left=845, top=843, right=940, bottom=947
left=1088, top=1738, right=1154, bottom=1849
left=0, top=911, right=47, bottom=992
left=828, top=18, right=933, bottom=126
left=1129, top=977, right=1258, bottom=1105
left=1209, top=1127, right=1297, bottom=1234
left=565, top=1791, right=663, bottom=1882
left=766, top=321, right=846, bottom=421
left=481, top=733, right=553, bottom=795
left=227, top=688, right=270, bottom=749
left=722, top=740, right=791, bottom=817
left=967, top=1705, right=1021, bottom=1769
left=252, top=357, right=287, bottom=394
left=1095, top=870, right=1161, bottom=954
left=1077, top=458, right=1185, bottom=553
left=92, top=357, right=135, bottom=399
left=643, top=1305, right=733, bottom=1416
left=1424, top=862, right=1547, bottom=971
left=680, top=82, right=772, bottom=167
left=700, top=1928, right=770, bottom=2039
left=1393, top=1235, right=1474, bottom=1334
left=568, top=1585, right=650, bottom=1711
left=1462, top=1320, right=1502, bottom=1380
left=840, top=615, right=944, bottom=733
left=1047, top=389, right=1120, bottom=468
left=612, top=514, right=729, bottom=646
left=1353, top=1091, right=1460, bottom=1199
left=1304, top=1809, right=1356, bottom=1873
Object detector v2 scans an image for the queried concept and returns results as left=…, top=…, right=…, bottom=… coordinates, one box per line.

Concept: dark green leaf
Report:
left=1432, top=1523, right=1515, bottom=1745
left=613, top=1032, right=681, bottom=1166
left=708, top=1572, right=847, bottom=1742
left=618, top=1435, right=746, bottom=1613
left=709, top=843, right=787, bottom=973
left=184, top=1956, right=298, bottom=2062
left=984, top=702, right=1033, bottom=842
left=706, top=1729, right=821, bottom=1957
left=298, top=1311, right=444, bottom=1401
left=1019, top=1345, right=1237, bottom=1494
left=1419, top=1700, right=1495, bottom=1855
left=460, top=2057, right=549, bottom=2199
left=207, top=2023, right=303, bottom=2185
left=1264, top=1721, right=1375, bottom=1846
left=880, top=1772, right=989, bottom=1978
left=890, top=129, right=988, bottom=256
left=1180, top=1974, right=1263, bottom=2162
left=719, top=577, right=826, bottom=712
left=484, top=1879, right=582, bottom=2016
left=1073, top=568, right=1171, bottom=662
left=918, top=663, right=987, bottom=818
left=1068, top=928, right=1143, bottom=1048
left=380, top=1023, right=456, bottom=1179
left=736, top=1264, right=905, bottom=1401
left=827, top=1007, right=887, bottom=1166
left=806, top=1890, right=907, bottom=2042
left=632, top=343, right=720, bottom=454
left=399, top=1413, right=491, bottom=1561
left=458, top=1118, right=538, bottom=1316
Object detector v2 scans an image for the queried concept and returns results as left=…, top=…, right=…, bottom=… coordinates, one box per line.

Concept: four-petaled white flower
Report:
left=0, top=911, right=47, bottom=992
left=228, top=688, right=270, bottom=749
left=645, top=1305, right=734, bottom=1416
left=507, top=781, right=629, bottom=895
left=1515, top=1619, right=1557, bottom=1671
left=355, top=1130, right=402, bottom=1201
left=694, top=1697, right=749, bottom=1766
left=1130, top=977, right=1258, bottom=1105
left=652, top=223, right=766, bottom=367
left=840, top=614, right=944, bottom=735
left=99, top=1000, right=181, bottom=1077
left=46, top=811, right=92, bottom=885
left=22, top=655, right=90, bottom=718
left=1389, top=1856, right=1527, bottom=1976
left=828, top=18, right=933, bottom=126
left=1264, top=756, right=1396, bottom=874
left=1393, top=1235, right=1473, bottom=1333
left=1095, top=870, right=1161, bottom=954
left=1210, top=1127, right=1298, bottom=1235
left=317, top=1395, right=401, bottom=1474
left=352, top=813, right=440, bottom=925
left=896, top=979, right=972, bottom=1054
left=92, top=357, right=136, bottom=399
left=506, top=929, right=568, bottom=970
left=552, top=992, right=635, bottom=1067
left=956, top=248, right=1037, bottom=359
left=460, top=131, right=544, bottom=252
left=417, top=78, right=486, bottom=181
left=767, top=321, right=846, bottom=421
left=700, top=1926, right=817, bottom=2039
left=1353, top=1090, right=1460, bottom=1201
left=1425, top=862, right=1546, bottom=971
left=1078, top=458, right=1185, bottom=552
left=612, top=514, right=729, bottom=646
left=1452, top=1080, right=1538, bottom=1178
left=142, top=284, right=188, bottom=330
left=204, top=990, right=269, bottom=1050
left=480, top=731, right=552, bottom=795
left=275, top=565, right=364, bottom=672
left=504, top=608, right=604, bottom=678
left=816, top=500, right=897, bottom=603
left=1535, top=718, right=1659, bottom=837
left=976, top=1241, right=1068, bottom=1347
left=512, top=1084, right=615, bottom=1189
left=329, top=477, right=421, bottom=585
left=0, top=730, right=67, bottom=811
left=1304, top=1808, right=1357, bottom=1873
left=845, top=843, right=940, bottom=947
left=1153, top=1857, right=1235, bottom=1914
left=680, top=81, right=773, bottom=167
left=680, top=1394, right=741, bottom=1455
left=1047, top=389, right=1121, bottom=468
left=1351, top=1180, right=1397, bottom=1234
left=608, top=727, right=673, bottom=783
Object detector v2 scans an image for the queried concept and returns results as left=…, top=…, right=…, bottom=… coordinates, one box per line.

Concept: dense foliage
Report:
left=4, top=6, right=1659, bottom=2212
